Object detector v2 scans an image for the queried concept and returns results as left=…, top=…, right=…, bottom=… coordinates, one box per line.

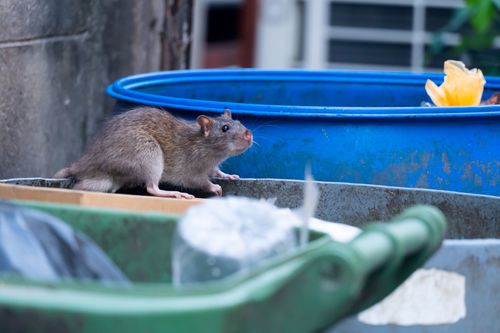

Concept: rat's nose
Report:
left=244, top=129, right=253, bottom=142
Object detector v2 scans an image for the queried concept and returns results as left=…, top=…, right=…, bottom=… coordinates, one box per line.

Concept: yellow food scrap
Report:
left=425, top=60, right=486, bottom=106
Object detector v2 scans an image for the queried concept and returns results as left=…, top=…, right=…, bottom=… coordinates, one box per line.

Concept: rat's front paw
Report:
left=213, top=169, right=240, bottom=180
left=208, top=183, right=223, bottom=196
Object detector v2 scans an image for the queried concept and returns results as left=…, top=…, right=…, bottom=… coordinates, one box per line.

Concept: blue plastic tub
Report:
left=107, top=69, right=500, bottom=196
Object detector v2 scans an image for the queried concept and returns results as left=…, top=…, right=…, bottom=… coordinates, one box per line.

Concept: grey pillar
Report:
left=0, top=0, right=165, bottom=178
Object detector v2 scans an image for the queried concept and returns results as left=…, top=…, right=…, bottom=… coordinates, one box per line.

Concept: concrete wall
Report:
left=0, top=0, right=165, bottom=178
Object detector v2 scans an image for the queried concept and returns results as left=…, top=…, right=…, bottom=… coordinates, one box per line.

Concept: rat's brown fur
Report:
left=54, top=107, right=252, bottom=198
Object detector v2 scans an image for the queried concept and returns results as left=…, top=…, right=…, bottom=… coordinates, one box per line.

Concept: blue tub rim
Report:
left=106, top=69, right=500, bottom=119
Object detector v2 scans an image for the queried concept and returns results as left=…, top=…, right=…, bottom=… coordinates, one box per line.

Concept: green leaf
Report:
left=425, top=0, right=499, bottom=74
left=446, top=8, right=472, bottom=31
left=470, top=0, right=495, bottom=33
left=460, top=33, right=495, bottom=49
left=429, top=32, right=445, bottom=54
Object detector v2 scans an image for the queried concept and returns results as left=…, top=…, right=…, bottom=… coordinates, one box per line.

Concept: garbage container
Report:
left=106, top=69, right=500, bottom=196
left=2, top=177, right=496, bottom=332
left=218, top=178, right=500, bottom=332
left=0, top=200, right=446, bottom=333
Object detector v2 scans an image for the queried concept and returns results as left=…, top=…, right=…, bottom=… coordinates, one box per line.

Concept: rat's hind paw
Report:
left=147, top=185, right=195, bottom=199
left=208, top=183, right=223, bottom=196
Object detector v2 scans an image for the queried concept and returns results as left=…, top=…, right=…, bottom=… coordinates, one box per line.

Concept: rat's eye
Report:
left=222, top=125, right=230, bottom=132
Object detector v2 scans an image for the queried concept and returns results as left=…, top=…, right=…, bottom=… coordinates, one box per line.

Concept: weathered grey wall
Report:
left=0, top=0, right=165, bottom=178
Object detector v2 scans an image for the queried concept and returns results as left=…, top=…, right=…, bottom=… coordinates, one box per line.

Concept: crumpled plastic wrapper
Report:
left=0, top=201, right=129, bottom=284
left=172, top=197, right=298, bottom=287
left=425, top=60, right=486, bottom=106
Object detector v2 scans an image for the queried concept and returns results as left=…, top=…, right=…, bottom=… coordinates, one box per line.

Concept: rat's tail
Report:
left=54, top=167, right=72, bottom=179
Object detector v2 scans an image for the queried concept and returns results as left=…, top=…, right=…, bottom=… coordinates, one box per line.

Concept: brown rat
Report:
left=54, top=107, right=253, bottom=198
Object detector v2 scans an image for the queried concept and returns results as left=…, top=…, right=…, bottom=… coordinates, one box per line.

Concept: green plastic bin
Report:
left=0, top=200, right=446, bottom=333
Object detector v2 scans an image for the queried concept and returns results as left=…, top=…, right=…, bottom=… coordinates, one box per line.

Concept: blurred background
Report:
left=0, top=0, right=498, bottom=178
left=194, top=0, right=499, bottom=74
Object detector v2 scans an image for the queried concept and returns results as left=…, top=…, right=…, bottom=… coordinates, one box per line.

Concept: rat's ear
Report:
left=222, top=108, right=232, bottom=119
left=197, top=115, right=213, bottom=136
